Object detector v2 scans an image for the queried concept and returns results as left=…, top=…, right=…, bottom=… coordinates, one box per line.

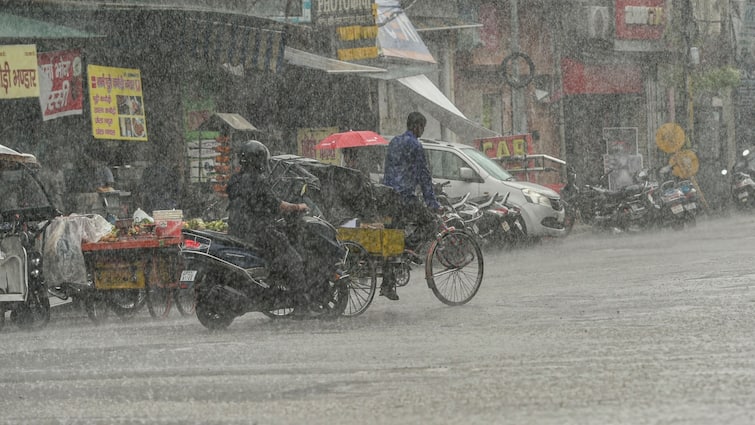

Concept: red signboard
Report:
left=615, top=0, right=665, bottom=40
left=561, top=58, right=643, bottom=95
left=37, top=49, right=84, bottom=121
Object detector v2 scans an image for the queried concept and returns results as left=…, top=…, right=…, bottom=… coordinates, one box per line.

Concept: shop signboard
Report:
left=87, top=64, right=147, bottom=141
left=474, top=134, right=536, bottom=181
left=615, top=0, right=665, bottom=40
left=474, top=134, right=533, bottom=159
left=0, top=44, right=40, bottom=99
left=298, top=127, right=340, bottom=164
left=314, top=0, right=378, bottom=61
left=37, top=49, right=83, bottom=121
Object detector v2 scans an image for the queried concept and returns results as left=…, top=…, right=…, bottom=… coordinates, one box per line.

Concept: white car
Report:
left=360, top=139, right=566, bottom=239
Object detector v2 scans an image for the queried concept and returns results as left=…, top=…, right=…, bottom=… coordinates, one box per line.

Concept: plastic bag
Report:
left=133, top=207, right=153, bottom=223
left=43, top=214, right=113, bottom=285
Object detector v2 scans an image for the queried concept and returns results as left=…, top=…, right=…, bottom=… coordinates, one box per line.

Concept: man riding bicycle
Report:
left=381, top=112, right=442, bottom=301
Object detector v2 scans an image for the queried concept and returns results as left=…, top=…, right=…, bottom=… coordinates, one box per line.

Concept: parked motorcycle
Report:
left=649, top=166, right=696, bottom=230
left=562, top=166, right=654, bottom=233
left=0, top=148, right=59, bottom=331
left=677, top=179, right=699, bottom=224
left=722, top=148, right=755, bottom=209
left=179, top=175, right=350, bottom=330
left=453, top=192, right=525, bottom=249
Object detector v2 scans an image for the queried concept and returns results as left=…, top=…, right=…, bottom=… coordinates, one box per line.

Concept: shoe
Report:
left=379, top=285, right=399, bottom=301
left=404, top=249, right=423, bottom=265
left=291, top=303, right=324, bottom=319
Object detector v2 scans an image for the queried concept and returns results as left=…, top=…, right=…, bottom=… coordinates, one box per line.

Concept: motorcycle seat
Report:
left=586, top=185, right=625, bottom=199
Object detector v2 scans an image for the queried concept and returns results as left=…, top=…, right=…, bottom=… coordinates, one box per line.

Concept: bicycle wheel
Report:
left=425, top=230, right=484, bottom=306
left=146, top=257, right=173, bottom=319
left=340, top=241, right=377, bottom=317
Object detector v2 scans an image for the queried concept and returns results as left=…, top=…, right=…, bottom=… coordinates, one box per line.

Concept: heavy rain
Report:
left=1, top=0, right=755, bottom=423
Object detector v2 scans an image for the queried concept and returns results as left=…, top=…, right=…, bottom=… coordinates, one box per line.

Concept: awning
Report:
left=284, top=47, right=387, bottom=74
left=198, top=113, right=257, bottom=132
left=0, top=13, right=101, bottom=39
left=185, top=19, right=286, bottom=74
left=394, top=74, right=499, bottom=140
left=0, top=144, right=39, bottom=170
left=561, top=58, right=643, bottom=95
left=412, top=17, right=483, bottom=32
left=376, top=0, right=436, bottom=63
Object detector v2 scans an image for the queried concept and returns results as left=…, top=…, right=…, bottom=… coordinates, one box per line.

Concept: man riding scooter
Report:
left=225, top=140, right=314, bottom=314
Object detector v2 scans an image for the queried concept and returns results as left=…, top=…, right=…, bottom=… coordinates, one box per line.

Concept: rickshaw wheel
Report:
left=340, top=241, right=376, bottom=317
left=107, top=289, right=147, bottom=321
left=318, top=279, right=349, bottom=321
left=145, top=257, right=173, bottom=319
left=174, top=288, right=196, bottom=316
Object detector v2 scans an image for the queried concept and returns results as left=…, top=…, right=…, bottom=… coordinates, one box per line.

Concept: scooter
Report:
left=0, top=148, right=60, bottom=331
left=179, top=178, right=350, bottom=330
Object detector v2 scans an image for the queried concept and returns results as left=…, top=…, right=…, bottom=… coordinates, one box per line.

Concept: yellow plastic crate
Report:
left=337, top=227, right=405, bottom=257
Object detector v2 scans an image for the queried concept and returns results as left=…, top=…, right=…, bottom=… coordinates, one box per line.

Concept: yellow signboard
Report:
left=87, top=65, right=147, bottom=141
left=655, top=122, right=685, bottom=153
left=0, top=44, right=40, bottom=99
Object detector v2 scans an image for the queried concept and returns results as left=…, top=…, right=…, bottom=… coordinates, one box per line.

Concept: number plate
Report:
left=180, top=270, right=197, bottom=282
left=684, top=202, right=696, bottom=210
left=671, top=204, right=684, bottom=214
left=501, top=221, right=510, bottom=232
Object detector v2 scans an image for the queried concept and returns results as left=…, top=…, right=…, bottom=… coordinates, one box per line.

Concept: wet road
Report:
left=1, top=214, right=755, bottom=424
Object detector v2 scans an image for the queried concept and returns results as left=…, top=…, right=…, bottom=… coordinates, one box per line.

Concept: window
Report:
left=425, top=149, right=469, bottom=180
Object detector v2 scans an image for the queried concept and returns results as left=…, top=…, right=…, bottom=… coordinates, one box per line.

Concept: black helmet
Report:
left=237, top=140, right=269, bottom=174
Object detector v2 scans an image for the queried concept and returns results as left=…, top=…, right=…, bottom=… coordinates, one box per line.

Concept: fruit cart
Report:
left=78, top=220, right=193, bottom=323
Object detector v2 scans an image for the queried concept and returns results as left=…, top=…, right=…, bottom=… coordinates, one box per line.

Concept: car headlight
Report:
left=522, top=188, right=552, bottom=207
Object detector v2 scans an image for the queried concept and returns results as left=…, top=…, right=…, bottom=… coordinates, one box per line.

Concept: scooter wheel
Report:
left=13, top=290, right=51, bottom=331
left=195, top=299, right=235, bottom=330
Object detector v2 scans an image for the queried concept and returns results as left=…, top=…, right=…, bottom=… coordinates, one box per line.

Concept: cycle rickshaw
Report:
left=337, top=183, right=485, bottom=317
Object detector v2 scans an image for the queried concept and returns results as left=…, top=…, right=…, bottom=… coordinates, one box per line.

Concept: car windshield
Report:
left=460, top=147, right=515, bottom=181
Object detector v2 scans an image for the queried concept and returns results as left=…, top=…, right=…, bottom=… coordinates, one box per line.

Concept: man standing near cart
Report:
left=381, top=112, right=441, bottom=301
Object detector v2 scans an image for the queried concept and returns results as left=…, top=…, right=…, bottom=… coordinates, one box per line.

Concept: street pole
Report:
left=510, top=0, right=527, bottom=134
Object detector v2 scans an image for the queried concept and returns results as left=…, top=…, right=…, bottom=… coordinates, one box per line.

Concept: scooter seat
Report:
left=182, top=228, right=258, bottom=251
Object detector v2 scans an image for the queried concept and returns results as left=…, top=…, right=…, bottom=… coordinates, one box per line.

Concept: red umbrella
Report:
left=314, top=130, right=388, bottom=150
